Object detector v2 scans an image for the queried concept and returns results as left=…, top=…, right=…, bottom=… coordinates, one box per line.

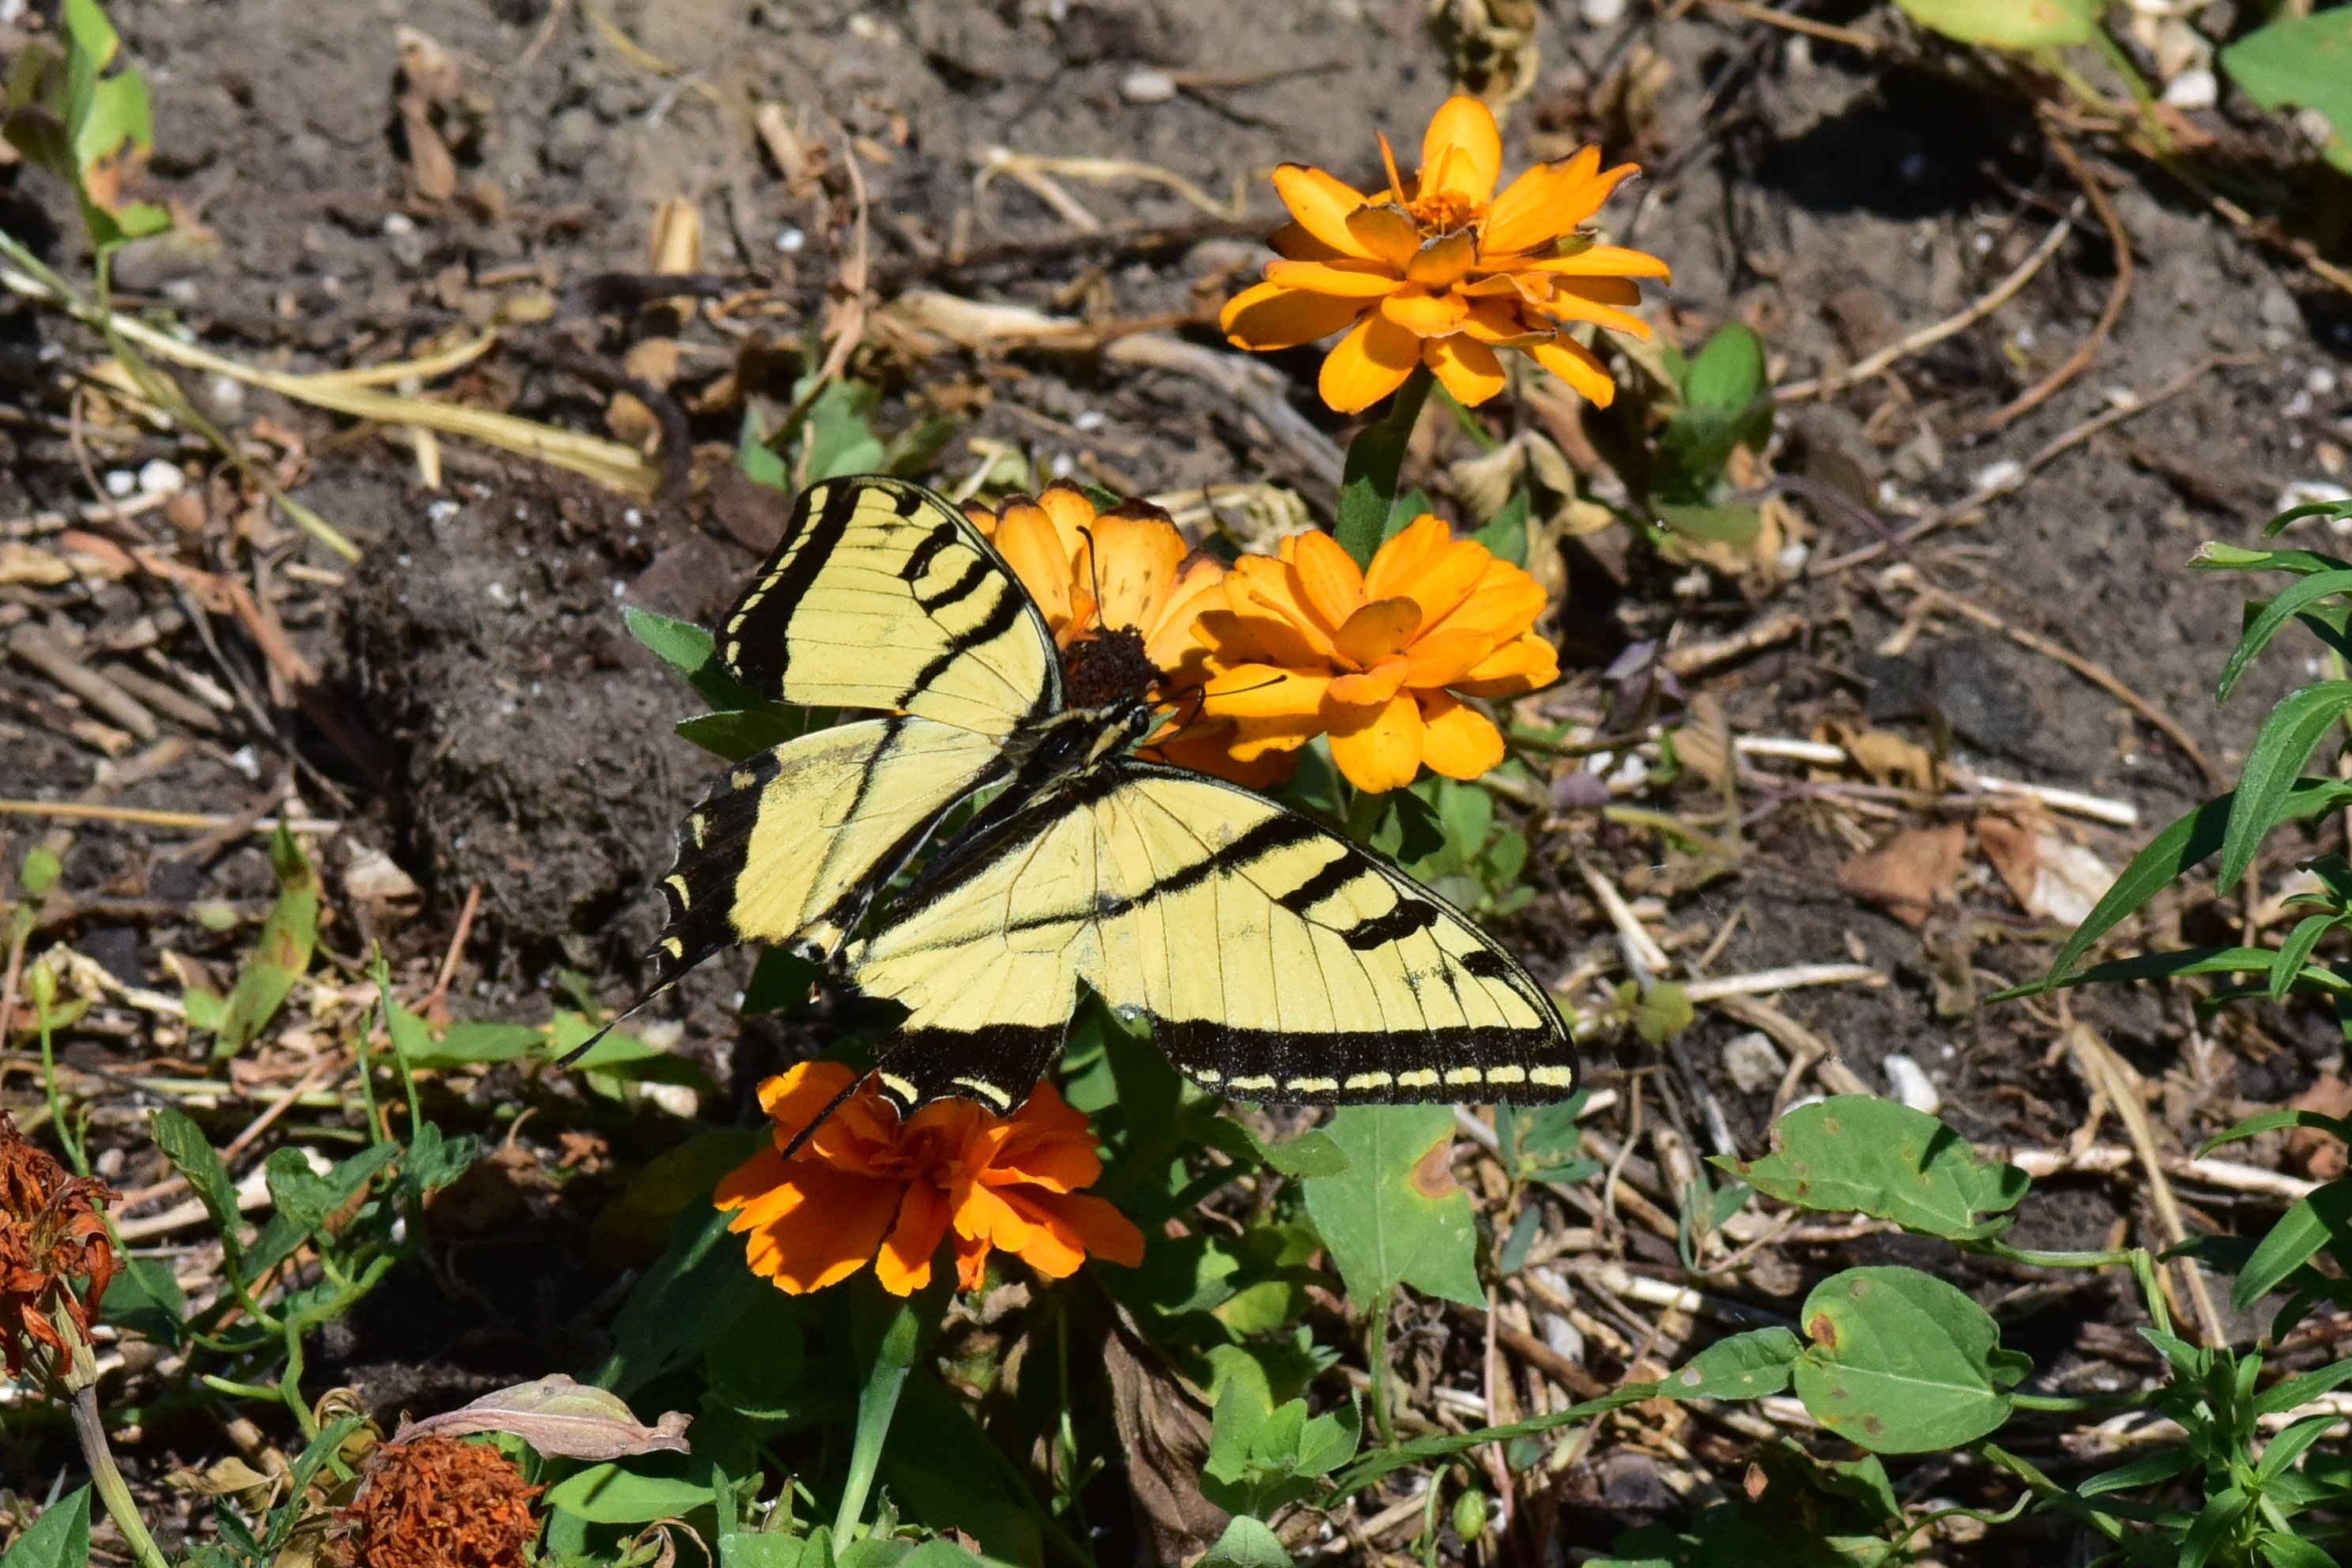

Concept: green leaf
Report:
left=2222, top=571, right=2352, bottom=701
left=1199, top=1517, right=1292, bottom=1568
left=2224, top=683, right=2352, bottom=892
left=149, top=1106, right=242, bottom=1265
left=1683, top=323, right=1766, bottom=413
left=399, top=1120, right=477, bottom=1198
left=0, top=1485, right=89, bottom=1568
left=1653, top=503, right=1761, bottom=545
left=395, top=1019, right=543, bottom=1072
left=1471, top=488, right=1528, bottom=565
left=2203, top=1106, right=2352, bottom=1156
left=735, top=407, right=790, bottom=490
left=624, top=605, right=763, bottom=710
left=1324, top=1385, right=1660, bottom=1500
left=19, top=846, right=62, bottom=897
left=1301, top=1106, right=1484, bottom=1308
left=877, top=1376, right=1044, bottom=1566
left=676, top=706, right=812, bottom=763
left=1261, top=1129, right=1351, bottom=1180
left=742, top=948, right=821, bottom=1017
left=2254, top=1351, right=2352, bottom=1418
left=1791, top=1267, right=2027, bottom=1453
left=2180, top=1487, right=2252, bottom=1568
left=1334, top=366, right=1434, bottom=568
left=544, top=1463, right=717, bottom=1525
left=799, top=380, right=885, bottom=481
left=103, top=1253, right=183, bottom=1348
left=2223, top=8, right=2352, bottom=175
left=1894, top=0, right=2097, bottom=47
left=2258, top=1532, right=2343, bottom=1568
left=1712, top=1097, right=2028, bottom=1240
left=213, top=828, right=318, bottom=1057
left=1498, top=1095, right=1592, bottom=1182
left=598, top=1202, right=771, bottom=1395
left=1634, top=982, right=1694, bottom=1046
left=2236, top=1182, right=2352, bottom=1312
left=2028, top=782, right=2352, bottom=987
left=2275, top=913, right=2343, bottom=1002
left=2076, top=1446, right=2198, bottom=1497
left=2256, top=1413, right=2337, bottom=1483
left=1661, top=1327, right=1800, bottom=1401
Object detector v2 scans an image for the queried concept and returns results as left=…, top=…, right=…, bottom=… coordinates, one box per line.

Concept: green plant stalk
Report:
left=834, top=1295, right=923, bottom=1540
left=38, top=993, right=92, bottom=1178
left=1973, top=1238, right=2140, bottom=1270
left=1333, top=364, right=1436, bottom=567
left=279, top=1313, right=316, bottom=1438
left=1366, top=1285, right=1397, bottom=1449
left=70, top=1383, right=170, bottom=1568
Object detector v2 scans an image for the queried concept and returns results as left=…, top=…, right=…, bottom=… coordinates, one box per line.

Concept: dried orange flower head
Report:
left=1197, top=514, right=1559, bottom=794
left=339, top=1437, right=542, bottom=1568
left=718, top=1061, right=1145, bottom=1297
left=0, top=1110, right=118, bottom=1379
left=1221, top=95, right=1668, bottom=413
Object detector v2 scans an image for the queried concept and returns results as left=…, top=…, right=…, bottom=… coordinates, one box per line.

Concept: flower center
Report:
left=1408, top=190, right=1481, bottom=236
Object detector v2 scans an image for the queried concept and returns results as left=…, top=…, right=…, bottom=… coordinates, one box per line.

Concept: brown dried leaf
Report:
left=1976, top=812, right=2115, bottom=926
left=2288, top=1074, right=2352, bottom=1181
left=1675, top=692, right=1732, bottom=792
left=1819, top=721, right=1939, bottom=791
left=1838, top=823, right=1966, bottom=928
left=390, top=1374, right=690, bottom=1461
left=1106, top=1322, right=1226, bottom=1566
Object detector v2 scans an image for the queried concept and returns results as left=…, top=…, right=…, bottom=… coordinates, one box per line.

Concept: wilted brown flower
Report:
left=338, top=1437, right=542, bottom=1568
left=0, top=1109, right=119, bottom=1379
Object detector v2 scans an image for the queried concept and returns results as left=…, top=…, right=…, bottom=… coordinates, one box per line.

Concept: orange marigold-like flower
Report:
left=338, top=1436, right=543, bottom=1568
left=1196, top=514, right=1559, bottom=793
left=0, top=1109, right=119, bottom=1379
left=965, top=484, right=1283, bottom=786
left=1220, top=95, right=1668, bottom=413
left=717, top=1061, right=1146, bottom=1296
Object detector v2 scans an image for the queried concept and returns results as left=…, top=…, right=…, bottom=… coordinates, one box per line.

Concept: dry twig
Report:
left=1972, top=131, right=2134, bottom=435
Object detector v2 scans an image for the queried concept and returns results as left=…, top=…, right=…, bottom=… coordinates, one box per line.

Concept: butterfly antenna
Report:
left=551, top=984, right=667, bottom=1068
left=1077, top=524, right=1106, bottom=630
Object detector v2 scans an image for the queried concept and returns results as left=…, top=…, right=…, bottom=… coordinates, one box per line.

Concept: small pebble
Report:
left=1121, top=69, right=1178, bottom=103
left=1721, top=1031, right=1786, bottom=1095
left=104, top=469, right=137, bottom=498
left=136, top=459, right=185, bottom=496
left=1883, top=1053, right=1940, bottom=1114
left=1971, top=458, right=2024, bottom=494
left=775, top=227, right=806, bottom=254
left=2162, top=69, right=2216, bottom=110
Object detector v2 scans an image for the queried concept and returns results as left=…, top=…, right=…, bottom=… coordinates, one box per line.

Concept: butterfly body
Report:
left=634, top=476, right=1577, bottom=1115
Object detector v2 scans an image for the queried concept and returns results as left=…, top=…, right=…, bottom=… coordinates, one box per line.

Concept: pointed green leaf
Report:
left=213, top=828, right=318, bottom=1057
left=2236, top=1184, right=2352, bottom=1313
left=2221, top=571, right=2352, bottom=702
left=149, top=1106, right=242, bottom=1265
left=1662, top=1327, right=1800, bottom=1401
left=1712, top=1097, right=2028, bottom=1239
left=0, top=1485, right=89, bottom=1568
left=2076, top=1446, right=2198, bottom=1497
left=2272, top=914, right=2341, bottom=1001
left=1301, top=1105, right=1484, bottom=1307
left=2223, top=683, right=2352, bottom=892
left=2222, top=8, right=2352, bottom=175
left=1792, top=1267, right=2026, bottom=1453
left=1199, top=1517, right=1292, bottom=1568
left=1894, top=0, right=2097, bottom=47
left=2254, top=1352, right=2352, bottom=1419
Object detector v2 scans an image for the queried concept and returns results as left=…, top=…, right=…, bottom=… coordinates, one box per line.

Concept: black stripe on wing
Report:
left=722, top=477, right=878, bottom=695
left=865, top=1022, right=1069, bottom=1117
left=1155, top=1018, right=1577, bottom=1103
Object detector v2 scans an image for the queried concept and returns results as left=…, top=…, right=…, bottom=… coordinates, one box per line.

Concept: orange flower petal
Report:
left=1457, top=297, right=1554, bottom=348
left=1264, top=259, right=1406, bottom=298
left=1197, top=605, right=1332, bottom=673
left=1528, top=333, right=1619, bottom=407
left=1521, top=245, right=1672, bottom=280
left=1038, top=482, right=1099, bottom=537
left=1089, top=509, right=1189, bottom=636
left=987, top=1188, right=1092, bottom=1279
left=1344, top=204, right=1423, bottom=270
left=1419, top=96, right=1503, bottom=205
left=1403, top=627, right=1496, bottom=688
left=728, top=1160, right=904, bottom=1295
left=1481, top=149, right=1638, bottom=256
left=1332, top=597, right=1423, bottom=668
left=1403, top=230, right=1478, bottom=288
left=1226, top=710, right=1331, bottom=762
left=1271, top=164, right=1378, bottom=259
left=1222, top=280, right=1373, bottom=352
left=1030, top=1190, right=1145, bottom=1268
left=1270, top=220, right=1348, bottom=262
left=1533, top=282, right=1651, bottom=340
left=1291, top=529, right=1368, bottom=631
left=1430, top=568, right=1547, bottom=642
left=1204, top=663, right=1333, bottom=721
left=1363, top=513, right=1451, bottom=600
left=961, top=501, right=999, bottom=537
left=1423, top=334, right=1508, bottom=406
left=716, top=1145, right=792, bottom=1215
left=993, top=501, right=1077, bottom=631
left=1144, top=555, right=1227, bottom=680
left=1329, top=659, right=1410, bottom=706
left=1318, top=311, right=1421, bottom=414
left=1326, top=690, right=1424, bottom=793
left=1228, top=553, right=1341, bottom=657
left=1380, top=288, right=1468, bottom=337
left=1144, top=720, right=1301, bottom=789
left=1419, top=690, right=1507, bottom=778
left=1454, top=630, right=1560, bottom=696
left=873, top=1178, right=949, bottom=1295
left=1367, top=518, right=1491, bottom=631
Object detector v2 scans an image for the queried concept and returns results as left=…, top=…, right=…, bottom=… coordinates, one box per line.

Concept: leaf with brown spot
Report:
left=1301, top=1106, right=1483, bottom=1309
left=389, top=1374, right=690, bottom=1461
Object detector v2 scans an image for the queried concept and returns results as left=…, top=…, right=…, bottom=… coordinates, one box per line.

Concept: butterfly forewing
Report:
left=719, top=477, right=1061, bottom=736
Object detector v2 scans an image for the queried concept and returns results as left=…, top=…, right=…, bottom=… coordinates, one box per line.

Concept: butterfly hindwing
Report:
left=646, top=715, right=1012, bottom=997
left=720, top=477, right=1061, bottom=736
left=845, top=762, right=1574, bottom=1112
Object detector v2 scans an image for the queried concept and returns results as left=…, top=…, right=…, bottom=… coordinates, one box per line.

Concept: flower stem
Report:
left=834, top=1295, right=923, bottom=1540
left=1366, top=1286, right=1397, bottom=1449
left=70, top=1385, right=170, bottom=1568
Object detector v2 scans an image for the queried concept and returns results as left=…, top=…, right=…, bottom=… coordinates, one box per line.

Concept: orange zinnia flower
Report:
left=1196, top=515, right=1559, bottom=793
left=1, top=1110, right=118, bottom=1379
left=716, top=1061, right=1145, bottom=1296
left=1220, top=95, right=1668, bottom=413
left=966, top=484, right=1285, bottom=785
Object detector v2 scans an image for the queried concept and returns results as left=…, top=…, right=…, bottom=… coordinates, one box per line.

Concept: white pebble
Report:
left=104, top=469, right=137, bottom=498
left=2310, top=367, right=2340, bottom=397
left=1971, top=458, right=2025, bottom=494
left=1580, top=0, right=1626, bottom=22
left=1883, top=1053, right=1941, bottom=1115
left=428, top=499, right=462, bottom=524
left=1777, top=540, right=1811, bottom=575
left=1121, top=69, right=1177, bottom=104
left=136, top=459, right=184, bottom=496
left=775, top=227, right=805, bottom=254
left=1721, top=1031, right=1786, bottom=1095
left=1072, top=409, right=1108, bottom=432
left=2162, top=69, right=2216, bottom=110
